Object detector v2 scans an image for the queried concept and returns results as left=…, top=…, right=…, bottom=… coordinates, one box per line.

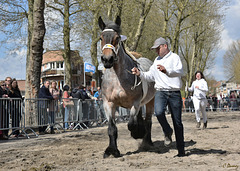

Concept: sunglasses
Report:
left=1, top=84, right=6, bottom=86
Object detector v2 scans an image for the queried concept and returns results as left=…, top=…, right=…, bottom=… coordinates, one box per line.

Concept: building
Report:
left=216, top=80, right=240, bottom=97
left=41, top=50, right=90, bottom=89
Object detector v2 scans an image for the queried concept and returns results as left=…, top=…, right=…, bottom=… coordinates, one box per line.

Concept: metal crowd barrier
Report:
left=1, top=97, right=240, bottom=140
left=182, top=98, right=240, bottom=112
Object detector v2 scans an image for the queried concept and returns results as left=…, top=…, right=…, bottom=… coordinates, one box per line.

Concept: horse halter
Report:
left=101, top=29, right=121, bottom=56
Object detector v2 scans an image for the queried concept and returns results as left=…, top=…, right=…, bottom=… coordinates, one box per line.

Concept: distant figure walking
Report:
left=187, top=71, right=208, bottom=129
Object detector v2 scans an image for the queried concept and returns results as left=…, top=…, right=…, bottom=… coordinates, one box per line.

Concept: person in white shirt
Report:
left=131, top=37, right=185, bottom=157
left=187, top=71, right=208, bottom=129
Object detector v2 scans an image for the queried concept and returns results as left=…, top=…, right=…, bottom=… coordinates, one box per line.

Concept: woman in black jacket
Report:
left=8, top=79, right=23, bottom=137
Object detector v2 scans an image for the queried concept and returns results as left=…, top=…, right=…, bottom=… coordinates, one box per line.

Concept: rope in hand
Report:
left=125, top=69, right=142, bottom=90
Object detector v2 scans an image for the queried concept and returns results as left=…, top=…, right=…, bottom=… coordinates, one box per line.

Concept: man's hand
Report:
left=157, top=64, right=167, bottom=74
left=131, top=67, right=140, bottom=76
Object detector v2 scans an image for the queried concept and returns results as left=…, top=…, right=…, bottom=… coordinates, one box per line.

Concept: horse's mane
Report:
left=105, top=22, right=121, bottom=34
left=129, top=51, right=142, bottom=59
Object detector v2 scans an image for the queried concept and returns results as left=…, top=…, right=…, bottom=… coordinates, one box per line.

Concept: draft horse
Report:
left=98, top=16, right=155, bottom=158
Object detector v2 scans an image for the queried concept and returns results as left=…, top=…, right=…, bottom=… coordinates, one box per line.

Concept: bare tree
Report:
left=223, top=40, right=240, bottom=83
left=127, top=0, right=154, bottom=51
left=45, top=0, right=84, bottom=88
left=0, top=0, right=28, bottom=54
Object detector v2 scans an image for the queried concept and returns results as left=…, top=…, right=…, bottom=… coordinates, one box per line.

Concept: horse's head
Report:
left=98, top=16, right=121, bottom=68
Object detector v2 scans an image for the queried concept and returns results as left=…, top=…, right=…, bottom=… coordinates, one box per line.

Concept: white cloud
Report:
left=211, top=64, right=226, bottom=81
left=220, top=28, right=234, bottom=51
left=0, top=48, right=26, bottom=80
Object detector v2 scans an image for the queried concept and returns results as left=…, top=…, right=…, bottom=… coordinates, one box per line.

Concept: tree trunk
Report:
left=63, top=0, right=72, bottom=89
left=25, top=0, right=45, bottom=125
left=90, top=10, right=100, bottom=86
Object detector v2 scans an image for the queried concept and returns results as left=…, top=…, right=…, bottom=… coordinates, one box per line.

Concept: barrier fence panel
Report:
left=0, top=98, right=24, bottom=137
left=24, top=98, right=59, bottom=137
left=1, top=96, right=240, bottom=140
left=182, top=97, right=240, bottom=113
left=61, top=98, right=81, bottom=129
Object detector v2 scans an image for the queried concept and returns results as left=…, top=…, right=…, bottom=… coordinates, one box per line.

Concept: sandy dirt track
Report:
left=0, top=111, right=239, bottom=171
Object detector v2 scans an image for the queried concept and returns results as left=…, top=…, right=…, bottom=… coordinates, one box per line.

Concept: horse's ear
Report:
left=98, top=16, right=106, bottom=30
left=115, top=16, right=121, bottom=27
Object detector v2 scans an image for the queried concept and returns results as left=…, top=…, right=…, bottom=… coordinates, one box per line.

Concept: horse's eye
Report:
left=100, top=37, right=102, bottom=41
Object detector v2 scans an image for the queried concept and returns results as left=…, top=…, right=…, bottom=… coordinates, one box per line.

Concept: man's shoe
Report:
left=203, top=121, right=207, bottom=129
left=196, top=122, right=201, bottom=128
left=164, top=129, right=173, bottom=147
left=175, top=151, right=185, bottom=157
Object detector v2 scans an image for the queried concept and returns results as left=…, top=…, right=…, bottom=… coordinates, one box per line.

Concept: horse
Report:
left=98, top=16, right=156, bottom=158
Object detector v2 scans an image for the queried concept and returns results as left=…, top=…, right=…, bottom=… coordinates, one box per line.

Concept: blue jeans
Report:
left=154, top=91, right=184, bottom=152
left=64, top=107, right=69, bottom=128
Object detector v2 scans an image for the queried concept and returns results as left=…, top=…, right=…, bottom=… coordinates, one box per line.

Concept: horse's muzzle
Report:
left=101, top=55, right=114, bottom=68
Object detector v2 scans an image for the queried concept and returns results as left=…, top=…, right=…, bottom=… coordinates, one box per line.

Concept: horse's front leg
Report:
left=103, top=101, right=120, bottom=158
left=128, top=105, right=146, bottom=139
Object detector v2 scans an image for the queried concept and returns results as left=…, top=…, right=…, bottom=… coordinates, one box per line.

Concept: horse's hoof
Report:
left=103, top=147, right=121, bottom=158
left=103, top=152, right=110, bottom=158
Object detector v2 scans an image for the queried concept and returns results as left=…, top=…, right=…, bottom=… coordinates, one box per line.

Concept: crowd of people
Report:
left=0, top=77, right=23, bottom=140
left=183, top=92, right=240, bottom=113
left=38, top=81, right=103, bottom=133
left=0, top=76, right=103, bottom=139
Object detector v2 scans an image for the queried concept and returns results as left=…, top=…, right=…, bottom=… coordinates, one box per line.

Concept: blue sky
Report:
left=211, top=0, right=240, bottom=81
left=0, top=0, right=240, bottom=81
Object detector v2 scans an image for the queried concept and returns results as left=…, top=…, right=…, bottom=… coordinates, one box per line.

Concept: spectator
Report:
left=72, top=85, right=84, bottom=100
left=49, top=81, right=60, bottom=100
left=229, top=92, right=237, bottom=111
left=94, top=87, right=102, bottom=100
left=5, top=76, right=12, bottom=90
left=222, top=95, right=229, bottom=112
left=207, top=94, right=213, bottom=112
left=93, top=86, right=105, bottom=122
left=49, top=81, right=60, bottom=134
left=38, top=80, right=54, bottom=135
left=0, top=81, right=9, bottom=140
left=80, top=85, right=90, bottom=100
left=218, top=93, right=223, bottom=111
left=187, top=71, right=208, bottom=129
left=62, top=85, right=72, bottom=129
left=8, top=79, right=23, bottom=137
left=212, top=94, right=218, bottom=111
left=86, top=86, right=97, bottom=100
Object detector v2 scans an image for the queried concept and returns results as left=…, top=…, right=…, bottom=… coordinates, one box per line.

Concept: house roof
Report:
left=42, top=50, right=64, bottom=64
left=42, top=50, right=83, bottom=64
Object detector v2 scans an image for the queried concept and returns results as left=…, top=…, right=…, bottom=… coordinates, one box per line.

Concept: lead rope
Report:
left=131, top=75, right=142, bottom=90
left=125, top=69, right=142, bottom=90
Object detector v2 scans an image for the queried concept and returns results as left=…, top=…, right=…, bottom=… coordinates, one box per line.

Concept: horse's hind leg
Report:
left=128, top=105, right=146, bottom=139
left=142, top=98, right=154, bottom=147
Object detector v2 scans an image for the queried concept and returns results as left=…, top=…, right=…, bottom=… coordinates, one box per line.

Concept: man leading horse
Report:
left=132, top=37, right=185, bottom=157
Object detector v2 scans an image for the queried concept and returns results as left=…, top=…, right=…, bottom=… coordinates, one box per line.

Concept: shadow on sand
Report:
left=124, top=140, right=197, bottom=156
